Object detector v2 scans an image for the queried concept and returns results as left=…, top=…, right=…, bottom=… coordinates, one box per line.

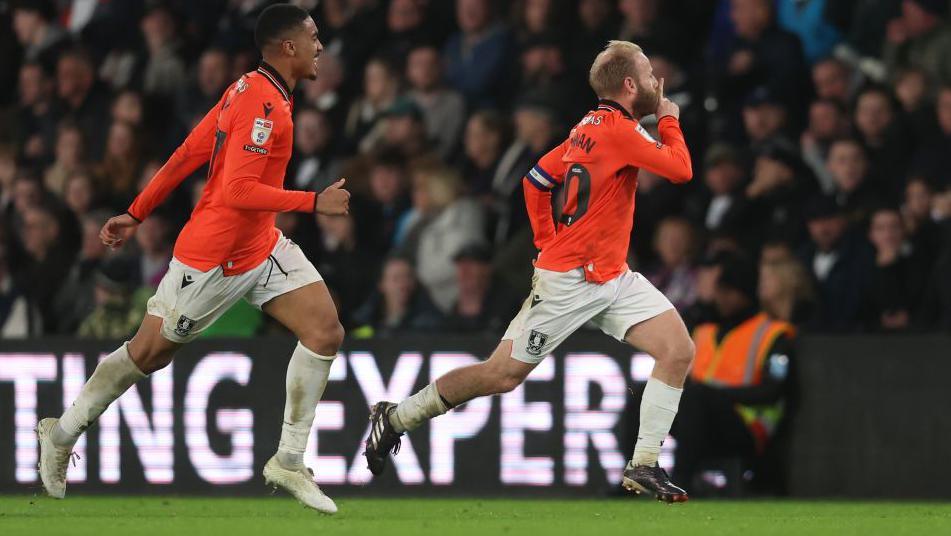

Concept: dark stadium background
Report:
left=1, top=0, right=951, bottom=501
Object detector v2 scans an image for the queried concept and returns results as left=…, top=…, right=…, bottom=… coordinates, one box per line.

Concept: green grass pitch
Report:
left=1, top=495, right=949, bottom=535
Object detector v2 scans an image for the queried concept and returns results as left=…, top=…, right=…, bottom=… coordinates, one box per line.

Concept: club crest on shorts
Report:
left=175, top=315, right=196, bottom=337
left=526, top=330, right=548, bottom=356
left=251, top=118, right=273, bottom=146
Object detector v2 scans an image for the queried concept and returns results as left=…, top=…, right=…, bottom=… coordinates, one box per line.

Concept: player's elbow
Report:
left=222, top=180, right=252, bottom=209
left=668, top=165, right=693, bottom=183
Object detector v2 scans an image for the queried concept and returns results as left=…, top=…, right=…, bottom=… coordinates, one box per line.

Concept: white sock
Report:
left=389, top=382, right=450, bottom=433
left=631, top=376, right=683, bottom=467
left=53, top=343, right=146, bottom=448
left=276, top=342, right=334, bottom=469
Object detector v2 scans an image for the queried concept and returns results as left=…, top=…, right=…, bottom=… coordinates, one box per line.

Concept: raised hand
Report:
left=656, top=77, right=680, bottom=120
left=99, top=213, right=140, bottom=250
left=316, top=178, right=351, bottom=215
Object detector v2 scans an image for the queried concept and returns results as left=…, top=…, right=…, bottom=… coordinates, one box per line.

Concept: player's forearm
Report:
left=223, top=178, right=316, bottom=212
left=127, top=146, right=207, bottom=220
left=523, top=178, right=556, bottom=249
left=652, top=116, right=693, bottom=183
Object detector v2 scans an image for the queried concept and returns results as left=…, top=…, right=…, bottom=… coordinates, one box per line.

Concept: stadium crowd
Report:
left=1, top=0, right=951, bottom=339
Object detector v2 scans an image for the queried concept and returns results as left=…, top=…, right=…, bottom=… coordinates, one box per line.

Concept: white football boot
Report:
left=263, top=455, right=337, bottom=514
left=35, top=418, right=77, bottom=499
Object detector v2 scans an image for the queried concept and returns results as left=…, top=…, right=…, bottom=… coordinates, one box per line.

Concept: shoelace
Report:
left=55, top=451, right=80, bottom=480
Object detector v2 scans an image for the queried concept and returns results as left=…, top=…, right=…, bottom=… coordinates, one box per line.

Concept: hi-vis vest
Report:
left=691, top=312, right=795, bottom=451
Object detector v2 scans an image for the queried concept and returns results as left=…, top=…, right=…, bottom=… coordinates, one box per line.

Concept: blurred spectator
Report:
left=0, top=241, right=42, bottom=337
left=865, top=206, right=930, bottom=331
left=300, top=52, right=348, bottom=131
left=77, top=255, right=142, bottom=339
left=12, top=0, right=70, bottom=73
left=910, top=84, right=951, bottom=185
left=566, top=0, right=617, bottom=79
left=826, top=0, right=899, bottom=58
left=776, top=0, right=841, bottom=64
left=361, top=98, right=434, bottom=159
left=50, top=209, right=110, bottom=334
left=15, top=62, right=57, bottom=161
left=711, top=0, right=808, bottom=137
left=515, top=33, right=587, bottom=123
left=826, top=137, right=884, bottom=225
left=798, top=195, right=874, bottom=332
left=444, top=0, right=514, bottom=107
left=351, top=255, right=443, bottom=337
left=288, top=107, right=339, bottom=191
left=852, top=85, right=913, bottom=195
left=741, top=87, right=789, bottom=146
left=884, top=0, right=951, bottom=84
left=55, top=48, right=111, bottom=160
left=800, top=99, right=850, bottom=193
left=645, top=217, right=699, bottom=311
left=406, top=45, right=466, bottom=160
left=490, top=103, right=559, bottom=243
left=344, top=57, right=401, bottom=152
left=44, top=121, right=86, bottom=196
left=445, top=243, right=520, bottom=332
left=512, top=0, right=564, bottom=43
left=684, top=144, right=750, bottom=235
left=681, top=250, right=730, bottom=329
left=138, top=5, right=187, bottom=98
left=901, top=176, right=942, bottom=265
left=379, top=0, right=431, bottom=65
left=759, top=254, right=816, bottom=324
left=894, top=66, right=935, bottom=136
left=12, top=203, right=78, bottom=333
left=95, top=120, right=143, bottom=206
left=617, top=0, right=688, bottom=63
left=459, top=110, right=510, bottom=197
left=133, top=213, right=173, bottom=289
left=0, top=146, right=19, bottom=217
left=62, top=171, right=98, bottom=219
left=744, top=140, right=813, bottom=246
left=673, top=254, right=795, bottom=493
left=364, top=151, right=412, bottom=251
left=399, top=165, right=486, bottom=313
left=177, top=48, right=231, bottom=130
left=313, top=213, right=378, bottom=323
left=811, top=56, right=855, bottom=106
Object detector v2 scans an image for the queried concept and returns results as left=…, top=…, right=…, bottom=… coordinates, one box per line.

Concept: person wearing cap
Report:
left=684, top=143, right=750, bottom=234
left=672, top=253, right=796, bottom=494
left=741, top=86, right=789, bottom=146
left=359, top=96, right=434, bottom=160
left=445, top=243, right=520, bottom=333
left=885, top=0, right=951, bottom=84
left=798, top=194, right=874, bottom=332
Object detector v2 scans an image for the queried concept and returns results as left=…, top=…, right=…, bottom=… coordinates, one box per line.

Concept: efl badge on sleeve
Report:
left=251, top=118, right=273, bottom=146
left=526, top=330, right=548, bottom=356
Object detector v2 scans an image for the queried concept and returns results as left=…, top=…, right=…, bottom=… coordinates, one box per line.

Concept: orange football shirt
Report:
left=127, top=63, right=316, bottom=275
left=523, top=99, right=693, bottom=283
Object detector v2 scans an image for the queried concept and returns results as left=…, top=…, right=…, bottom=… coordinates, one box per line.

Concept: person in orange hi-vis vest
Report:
left=672, top=254, right=795, bottom=494
left=365, top=41, right=697, bottom=503
left=36, top=5, right=346, bottom=513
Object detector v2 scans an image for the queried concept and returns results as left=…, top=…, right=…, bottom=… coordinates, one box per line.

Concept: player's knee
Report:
left=670, top=337, right=695, bottom=370
left=300, top=320, right=345, bottom=356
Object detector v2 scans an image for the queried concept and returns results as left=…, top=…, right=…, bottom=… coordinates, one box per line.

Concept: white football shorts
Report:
left=146, top=233, right=322, bottom=343
left=502, top=267, right=674, bottom=363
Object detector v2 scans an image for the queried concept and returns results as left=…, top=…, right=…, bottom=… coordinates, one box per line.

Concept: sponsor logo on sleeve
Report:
left=243, top=144, right=269, bottom=154
left=251, top=118, right=273, bottom=146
